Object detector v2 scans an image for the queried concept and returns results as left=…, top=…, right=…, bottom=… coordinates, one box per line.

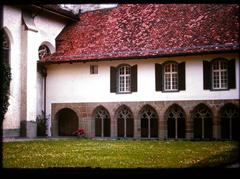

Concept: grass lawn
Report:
left=3, top=139, right=239, bottom=168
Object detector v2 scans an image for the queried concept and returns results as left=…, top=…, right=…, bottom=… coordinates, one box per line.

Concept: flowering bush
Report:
left=72, top=128, right=85, bottom=137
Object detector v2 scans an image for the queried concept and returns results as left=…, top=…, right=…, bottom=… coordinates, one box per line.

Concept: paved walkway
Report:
left=2, top=136, right=78, bottom=142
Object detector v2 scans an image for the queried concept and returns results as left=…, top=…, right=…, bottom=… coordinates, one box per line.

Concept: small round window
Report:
left=38, top=45, right=50, bottom=60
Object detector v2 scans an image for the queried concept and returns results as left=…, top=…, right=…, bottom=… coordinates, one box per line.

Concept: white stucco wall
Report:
left=3, top=6, right=22, bottom=130
left=46, top=53, right=239, bottom=115
left=3, top=5, right=67, bottom=131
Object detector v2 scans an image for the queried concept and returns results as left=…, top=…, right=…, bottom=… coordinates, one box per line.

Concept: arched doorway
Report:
left=139, top=105, right=158, bottom=138
left=165, top=104, right=186, bottom=139
left=93, top=106, right=110, bottom=137
left=220, top=103, right=239, bottom=140
left=192, top=104, right=213, bottom=139
left=56, top=108, right=79, bottom=136
left=116, top=105, right=134, bottom=138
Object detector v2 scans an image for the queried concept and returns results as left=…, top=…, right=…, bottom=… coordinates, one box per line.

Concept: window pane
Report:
left=212, top=60, right=228, bottom=89
left=172, top=64, right=177, bottom=72
left=164, top=63, right=178, bottom=91
left=165, top=64, right=170, bottom=72
left=118, top=65, right=131, bottom=92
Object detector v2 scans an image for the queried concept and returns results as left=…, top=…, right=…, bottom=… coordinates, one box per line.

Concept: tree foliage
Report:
left=0, top=61, right=11, bottom=122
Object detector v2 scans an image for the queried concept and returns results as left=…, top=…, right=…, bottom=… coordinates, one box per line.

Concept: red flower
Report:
left=72, top=128, right=85, bottom=136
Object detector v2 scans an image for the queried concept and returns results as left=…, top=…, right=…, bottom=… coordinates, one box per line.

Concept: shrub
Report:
left=0, top=61, right=11, bottom=121
left=36, top=111, right=47, bottom=136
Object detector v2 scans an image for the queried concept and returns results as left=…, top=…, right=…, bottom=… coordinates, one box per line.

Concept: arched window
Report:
left=212, top=59, right=228, bottom=89
left=220, top=104, right=239, bottom=140
left=140, top=105, right=158, bottom=138
left=116, top=105, right=134, bottom=138
left=166, top=104, right=186, bottom=139
left=163, top=62, right=178, bottom=91
left=93, top=106, right=110, bottom=137
left=192, top=104, right=213, bottom=139
left=38, top=45, right=51, bottom=60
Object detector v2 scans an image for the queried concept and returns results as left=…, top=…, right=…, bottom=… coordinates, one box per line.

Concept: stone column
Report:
left=158, top=113, right=165, bottom=140
left=185, top=112, right=193, bottom=139
left=212, top=111, right=220, bottom=140
left=133, top=113, right=141, bottom=138
left=20, top=14, right=39, bottom=138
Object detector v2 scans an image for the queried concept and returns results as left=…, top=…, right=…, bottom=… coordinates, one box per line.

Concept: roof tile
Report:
left=41, top=4, right=239, bottom=63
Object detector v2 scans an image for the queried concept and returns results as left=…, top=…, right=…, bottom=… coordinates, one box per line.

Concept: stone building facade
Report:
left=2, top=4, right=239, bottom=140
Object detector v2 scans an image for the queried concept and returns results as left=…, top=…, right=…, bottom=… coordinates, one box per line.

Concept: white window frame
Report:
left=212, top=60, right=228, bottom=90
left=118, top=65, right=131, bottom=93
left=163, top=62, right=178, bottom=91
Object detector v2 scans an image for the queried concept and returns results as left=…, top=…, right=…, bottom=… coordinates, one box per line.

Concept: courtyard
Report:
left=3, top=139, right=238, bottom=168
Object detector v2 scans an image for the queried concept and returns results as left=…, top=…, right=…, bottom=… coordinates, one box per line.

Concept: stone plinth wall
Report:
left=51, top=99, right=239, bottom=139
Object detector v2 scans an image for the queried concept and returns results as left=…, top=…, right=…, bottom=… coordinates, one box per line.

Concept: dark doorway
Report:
left=57, top=108, right=78, bottom=136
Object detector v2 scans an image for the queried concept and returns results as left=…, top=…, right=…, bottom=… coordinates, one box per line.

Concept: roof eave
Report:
left=38, top=49, right=239, bottom=65
left=31, top=4, right=79, bottom=22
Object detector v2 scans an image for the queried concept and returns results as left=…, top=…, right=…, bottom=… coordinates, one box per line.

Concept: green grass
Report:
left=3, top=139, right=239, bottom=168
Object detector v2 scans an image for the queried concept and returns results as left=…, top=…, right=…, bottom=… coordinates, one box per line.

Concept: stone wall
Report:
left=51, top=99, right=239, bottom=139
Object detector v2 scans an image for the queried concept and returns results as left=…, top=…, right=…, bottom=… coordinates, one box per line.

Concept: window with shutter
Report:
left=110, top=64, right=138, bottom=94
left=203, top=58, right=235, bottom=91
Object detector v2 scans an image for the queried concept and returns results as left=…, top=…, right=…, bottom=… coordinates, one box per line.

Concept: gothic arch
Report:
left=55, top=108, right=79, bottom=136
left=3, top=27, right=14, bottom=48
left=219, top=103, right=239, bottom=140
left=139, top=105, right=158, bottom=138
left=93, top=106, right=111, bottom=137
left=165, top=104, right=186, bottom=139
left=192, top=103, right=213, bottom=139
left=115, top=105, right=134, bottom=138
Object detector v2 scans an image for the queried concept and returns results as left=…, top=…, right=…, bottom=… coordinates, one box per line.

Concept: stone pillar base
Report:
left=20, top=120, right=37, bottom=138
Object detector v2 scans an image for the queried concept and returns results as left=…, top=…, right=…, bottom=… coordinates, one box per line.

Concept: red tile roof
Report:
left=40, top=4, right=239, bottom=63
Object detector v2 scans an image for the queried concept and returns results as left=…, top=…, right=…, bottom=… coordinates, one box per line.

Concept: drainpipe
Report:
left=42, top=66, right=47, bottom=135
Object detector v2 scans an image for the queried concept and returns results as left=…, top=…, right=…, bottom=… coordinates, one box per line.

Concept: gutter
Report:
left=31, top=4, right=79, bottom=22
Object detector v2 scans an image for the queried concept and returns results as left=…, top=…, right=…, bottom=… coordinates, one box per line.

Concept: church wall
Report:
left=3, top=5, right=68, bottom=137
left=3, top=6, right=22, bottom=136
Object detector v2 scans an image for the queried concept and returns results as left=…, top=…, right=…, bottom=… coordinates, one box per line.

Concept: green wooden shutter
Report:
left=203, top=61, right=211, bottom=90
left=155, top=63, right=162, bottom=91
left=131, top=65, right=137, bottom=92
left=228, top=59, right=236, bottom=89
left=110, top=66, right=116, bottom=93
left=178, top=62, right=186, bottom=91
